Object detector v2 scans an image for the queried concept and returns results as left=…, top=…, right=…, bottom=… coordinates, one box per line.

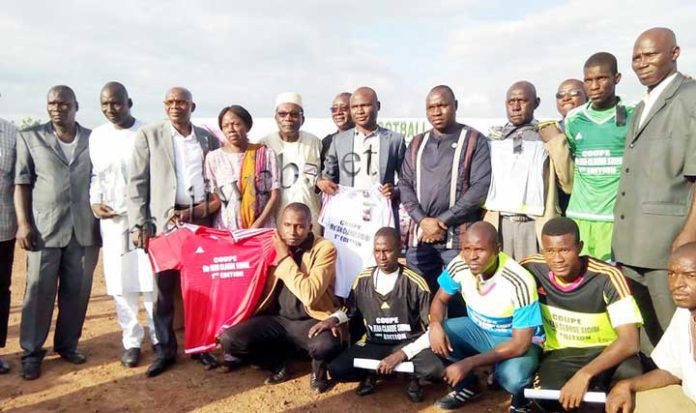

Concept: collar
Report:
left=49, top=122, right=81, bottom=138
left=354, top=126, right=380, bottom=139
left=548, top=257, right=587, bottom=292
left=169, top=122, right=195, bottom=139
left=289, top=233, right=315, bottom=263
left=502, top=120, right=537, bottom=139
left=644, top=72, right=678, bottom=100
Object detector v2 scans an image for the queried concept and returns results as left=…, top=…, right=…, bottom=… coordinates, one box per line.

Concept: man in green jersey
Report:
left=540, top=52, right=632, bottom=261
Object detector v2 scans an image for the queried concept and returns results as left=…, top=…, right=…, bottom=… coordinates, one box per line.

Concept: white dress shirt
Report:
left=639, top=72, right=678, bottom=128
left=171, top=124, right=205, bottom=205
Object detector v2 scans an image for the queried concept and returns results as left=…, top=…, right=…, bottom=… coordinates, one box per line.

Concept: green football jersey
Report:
left=565, top=99, right=634, bottom=221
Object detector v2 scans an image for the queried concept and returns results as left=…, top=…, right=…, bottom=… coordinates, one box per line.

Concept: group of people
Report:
left=0, top=25, right=694, bottom=412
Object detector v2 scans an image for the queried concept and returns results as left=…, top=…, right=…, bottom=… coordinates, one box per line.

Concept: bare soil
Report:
left=0, top=245, right=509, bottom=412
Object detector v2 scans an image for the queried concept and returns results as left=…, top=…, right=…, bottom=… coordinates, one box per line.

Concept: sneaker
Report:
left=509, top=402, right=534, bottom=413
left=434, top=385, right=482, bottom=410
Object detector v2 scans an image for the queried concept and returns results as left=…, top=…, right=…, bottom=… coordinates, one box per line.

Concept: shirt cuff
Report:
left=409, top=209, right=426, bottom=224
left=401, top=332, right=431, bottom=360
left=437, top=210, right=455, bottom=226
left=329, top=310, right=349, bottom=325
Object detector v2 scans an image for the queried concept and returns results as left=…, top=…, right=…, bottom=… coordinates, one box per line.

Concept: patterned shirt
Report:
left=204, top=146, right=280, bottom=231
left=521, top=254, right=643, bottom=350
left=0, top=118, right=18, bottom=241
left=438, top=252, right=544, bottom=343
left=564, top=100, right=634, bottom=221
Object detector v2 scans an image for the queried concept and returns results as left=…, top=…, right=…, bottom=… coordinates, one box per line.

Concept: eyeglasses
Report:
left=277, top=111, right=302, bottom=119
left=330, top=105, right=349, bottom=114
left=555, top=89, right=584, bottom=99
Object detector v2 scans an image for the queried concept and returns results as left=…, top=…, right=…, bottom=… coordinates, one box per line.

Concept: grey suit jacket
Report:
left=613, top=73, right=696, bottom=268
left=15, top=122, right=99, bottom=248
left=322, top=126, right=405, bottom=220
left=128, top=120, right=217, bottom=236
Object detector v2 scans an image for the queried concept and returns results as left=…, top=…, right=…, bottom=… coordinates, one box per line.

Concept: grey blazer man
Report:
left=15, top=122, right=99, bottom=364
left=613, top=72, right=696, bottom=348
left=128, top=120, right=217, bottom=236
left=127, top=119, right=217, bottom=361
left=322, top=126, right=406, bottom=220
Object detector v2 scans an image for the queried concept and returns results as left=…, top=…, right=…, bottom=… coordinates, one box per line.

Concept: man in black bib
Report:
left=310, top=227, right=443, bottom=402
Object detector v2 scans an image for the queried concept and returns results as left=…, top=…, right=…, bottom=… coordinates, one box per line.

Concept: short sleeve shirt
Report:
left=438, top=252, right=544, bottom=343
left=521, top=254, right=643, bottom=350
left=564, top=100, right=634, bottom=221
left=652, top=308, right=696, bottom=403
left=204, top=146, right=280, bottom=231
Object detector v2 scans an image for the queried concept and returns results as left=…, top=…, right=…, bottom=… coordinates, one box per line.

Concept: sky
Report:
left=1, top=0, right=695, bottom=128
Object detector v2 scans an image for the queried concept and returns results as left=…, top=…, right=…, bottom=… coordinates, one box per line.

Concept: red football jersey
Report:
left=148, top=225, right=277, bottom=353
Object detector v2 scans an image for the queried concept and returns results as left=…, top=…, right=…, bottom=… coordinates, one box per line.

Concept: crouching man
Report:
left=218, top=203, right=343, bottom=393
left=312, top=227, right=443, bottom=402
left=428, top=222, right=544, bottom=412
left=521, top=217, right=643, bottom=412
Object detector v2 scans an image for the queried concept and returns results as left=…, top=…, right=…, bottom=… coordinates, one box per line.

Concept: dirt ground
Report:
left=0, top=245, right=510, bottom=413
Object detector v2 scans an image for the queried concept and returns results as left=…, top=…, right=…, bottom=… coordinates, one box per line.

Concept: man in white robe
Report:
left=259, top=92, right=322, bottom=235
left=90, top=82, right=157, bottom=367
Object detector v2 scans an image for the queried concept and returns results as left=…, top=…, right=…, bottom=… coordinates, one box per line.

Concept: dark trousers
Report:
left=20, top=235, right=98, bottom=364
left=219, top=315, right=343, bottom=370
left=152, top=269, right=179, bottom=360
left=329, top=340, right=443, bottom=382
left=406, top=243, right=466, bottom=317
left=536, top=347, right=643, bottom=412
left=619, top=264, right=675, bottom=354
left=0, top=239, right=14, bottom=348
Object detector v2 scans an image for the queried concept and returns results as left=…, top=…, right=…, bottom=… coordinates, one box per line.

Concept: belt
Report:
left=502, top=214, right=534, bottom=223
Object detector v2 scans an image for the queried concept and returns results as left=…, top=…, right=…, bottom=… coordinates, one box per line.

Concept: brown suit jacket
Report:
left=255, top=235, right=338, bottom=320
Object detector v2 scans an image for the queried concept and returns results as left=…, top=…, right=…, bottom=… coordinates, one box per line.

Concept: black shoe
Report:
left=145, top=357, right=175, bottom=378
left=217, top=355, right=244, bottom=374
left=310, top=361, right=330, bottom=394
left=0, top=356, right=10, bottom=374
left=406, top=378, right=423, bottom=403
left=434, top=384, right=482, bottom=410
left=191, top=352, right=219, bottom=370
left=121, top=348, right=141, bottom=368
left=58, top=350, right=87, bottom=365
left=22, top=363, right=41, bottom=380
left=264, top=363, right=289, bottom=385
left=356, top=375, right=377, bottom=396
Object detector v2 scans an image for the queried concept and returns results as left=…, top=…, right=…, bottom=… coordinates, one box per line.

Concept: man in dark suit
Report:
left=318, top=86, right=406, bottom=221
left=613, top=27, right=696, bottom=353
left=128, top=86, right=219, bottom=377
left=14, top=85, right=100, bottom=380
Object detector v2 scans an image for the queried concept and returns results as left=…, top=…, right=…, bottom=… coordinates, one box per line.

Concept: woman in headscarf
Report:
left=205, top=105, right=280, bottom=230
